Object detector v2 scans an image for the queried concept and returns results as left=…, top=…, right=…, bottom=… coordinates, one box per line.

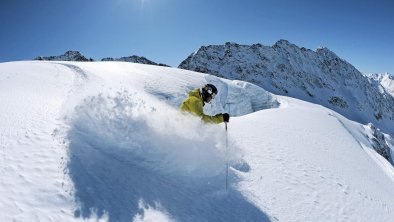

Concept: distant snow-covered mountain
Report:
left=34, top=51, right=169, bottom=67
left=179, top=40, right=394, bottom=136
left=365, top=72, right=394, bottom=98
left=102, top=55, right=170, bottom=67
left=34, top=51, right=93, bottom=61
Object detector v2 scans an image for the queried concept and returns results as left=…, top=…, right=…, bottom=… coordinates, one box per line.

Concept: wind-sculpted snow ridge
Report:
left=66, top=90, right=269, bottom=222
left=179, top=40, right=394, bottom=137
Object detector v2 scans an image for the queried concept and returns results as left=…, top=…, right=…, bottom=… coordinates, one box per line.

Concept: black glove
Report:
left=223, top=113, right=230, bottom=122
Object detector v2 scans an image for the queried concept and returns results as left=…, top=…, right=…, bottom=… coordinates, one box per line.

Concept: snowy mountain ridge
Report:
left=179, top=40, right=394, bottom=137
left=34, top=51, right=169, bottom=66
left=35, top=51, right=93, bottom=62
left=101, top=55, right=169, bottom=67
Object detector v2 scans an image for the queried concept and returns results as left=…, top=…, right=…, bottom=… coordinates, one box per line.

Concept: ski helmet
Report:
left=201, top=84, right=218, bottom=102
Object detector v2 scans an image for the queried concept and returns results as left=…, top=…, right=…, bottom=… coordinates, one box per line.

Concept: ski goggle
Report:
left=206, top=87, right=216, bottom=99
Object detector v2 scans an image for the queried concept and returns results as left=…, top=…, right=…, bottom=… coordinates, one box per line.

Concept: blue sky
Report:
left=0, top=0, right=393, bottom=74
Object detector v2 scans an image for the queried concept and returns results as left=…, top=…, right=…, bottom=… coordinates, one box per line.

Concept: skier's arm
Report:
left=191, top=99, right=224, bottom=124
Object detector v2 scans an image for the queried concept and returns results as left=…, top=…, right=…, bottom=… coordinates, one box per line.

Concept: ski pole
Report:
left=225, top=103, right=232, bottom=191
left=225, top=121, right=228, bottom=191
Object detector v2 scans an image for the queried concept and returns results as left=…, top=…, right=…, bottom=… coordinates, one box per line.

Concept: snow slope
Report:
left=0, top=61, right=393, bottom=222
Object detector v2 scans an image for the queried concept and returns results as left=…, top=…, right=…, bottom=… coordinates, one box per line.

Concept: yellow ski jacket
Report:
left=179, top=88, right=224, bottom=124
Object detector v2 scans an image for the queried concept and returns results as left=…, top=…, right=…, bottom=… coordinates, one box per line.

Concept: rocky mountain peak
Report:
left=316, top=46, right=339, bottom=59
left=34, top=52, right=169, bottom=67
left=273, top=39, right=292, bottom=47
left=178, top=40, right=394, bottom=136
left=64, top=50, right=83, bottom=57
left=34, top=51, right=92, bottom=62
left=101, top=55, right=169, bottom=67
left=224, top=42, right=241, bottom=48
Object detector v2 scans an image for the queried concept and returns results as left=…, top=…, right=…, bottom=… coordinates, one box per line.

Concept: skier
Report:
left=180, top=84, right=230, bottom=124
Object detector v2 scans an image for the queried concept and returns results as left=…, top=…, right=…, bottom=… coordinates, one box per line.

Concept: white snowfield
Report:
left=0, top=61, right=393, bottom=222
